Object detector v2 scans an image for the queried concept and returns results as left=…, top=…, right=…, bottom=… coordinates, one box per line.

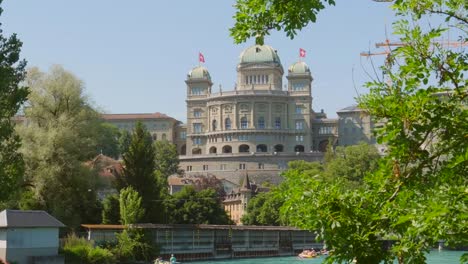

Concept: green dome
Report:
left=188, top=66, right=211, bottom=80
left=288, top=61, right=310, bottom=74
left=239, top=45, right=281, bottom=64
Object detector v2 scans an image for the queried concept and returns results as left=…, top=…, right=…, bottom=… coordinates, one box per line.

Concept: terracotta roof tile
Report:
left=102, top=112, right=174, bottom=120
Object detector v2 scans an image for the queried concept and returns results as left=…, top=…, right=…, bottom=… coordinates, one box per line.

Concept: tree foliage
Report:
left=96, top=122, right=120, bottom=159
left=102, top=194, right=120, bottom=224
left=164, top=186, right=232, bottom=225
left=235, top=0, right=468, bottom=263
left=154, top=140, right=181, bottom=178
left=241, top=191, right=282, bottom=226
left=115, top=122, right=165, bottom=223
left=230, top=0, right=335, bottom=44
left=17, top=65, right=102, bottom=228
left=0, top=0, right=29, bottom=204
left=119, top=187, right=145, bottom=225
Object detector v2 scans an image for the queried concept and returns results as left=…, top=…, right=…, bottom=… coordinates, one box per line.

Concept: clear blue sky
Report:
left=3, top=0, right=395, bottom=121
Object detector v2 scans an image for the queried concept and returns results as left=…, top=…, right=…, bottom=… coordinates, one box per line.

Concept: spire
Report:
left=241, top=173, right=251, bottom=190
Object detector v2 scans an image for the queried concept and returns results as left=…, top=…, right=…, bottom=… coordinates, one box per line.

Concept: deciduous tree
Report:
left=17, top=65, right=102, bottom=228
left=0, top=0, right=29, bottom=205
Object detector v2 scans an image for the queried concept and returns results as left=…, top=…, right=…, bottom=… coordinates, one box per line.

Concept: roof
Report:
left=337, top=105, right=366, bottom=113
left=288, top=61, right=310, bottom=74
left=239, top=45, right=282, bottom=64
left=188, top=66, right=211, bottom=80
left=82, top=223, right=307, bottom=232
left=0, top=210, right=65, bottom=228
left=102, top=112, right=174, bottom=121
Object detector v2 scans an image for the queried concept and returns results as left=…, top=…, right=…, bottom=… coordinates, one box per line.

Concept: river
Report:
left=187, top=251, right=466, bottom=264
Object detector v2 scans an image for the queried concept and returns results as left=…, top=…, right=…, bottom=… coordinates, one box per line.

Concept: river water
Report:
left=189, top=251, right=466, bottom=264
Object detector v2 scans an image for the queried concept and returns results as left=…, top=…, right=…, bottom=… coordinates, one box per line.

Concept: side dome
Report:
left=187, top=66, right=211, bottom=80
left=239, top=45, right=281, bottom=64
left=288, top=61, right=310, bottom=74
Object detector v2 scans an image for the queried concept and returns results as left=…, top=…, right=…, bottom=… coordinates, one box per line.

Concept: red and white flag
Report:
left=199, top=52, right=205, bottom=63
left=299, top=48, right=306, bottom=58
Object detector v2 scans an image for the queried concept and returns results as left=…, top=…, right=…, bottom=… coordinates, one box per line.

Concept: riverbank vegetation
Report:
left=231, top=0, right=467, bottom=263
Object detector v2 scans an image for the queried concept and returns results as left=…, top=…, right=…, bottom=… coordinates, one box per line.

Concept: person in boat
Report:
left=170, top=254, right=177, bottom=264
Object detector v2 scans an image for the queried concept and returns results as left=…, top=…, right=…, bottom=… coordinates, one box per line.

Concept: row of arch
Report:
left=191, top=144, right=306, bottom=155
left=179, top=140, right=328, bottom=155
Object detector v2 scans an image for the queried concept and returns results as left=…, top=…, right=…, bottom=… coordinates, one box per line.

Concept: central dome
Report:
left=239, top=45, right=281, bottom=64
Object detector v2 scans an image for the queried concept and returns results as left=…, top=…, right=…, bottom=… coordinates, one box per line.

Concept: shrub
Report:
left=62, top=233, right=114, bottom=264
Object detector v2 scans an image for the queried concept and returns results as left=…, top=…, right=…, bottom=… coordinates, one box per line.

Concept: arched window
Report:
left=222, top=145, right=232, bottom=153
left=274, top=117, right=281, bottom=129
left=162, top=133, right=166, bottom=140
left=192, top=148, right=202, bottom=155
left=256, top=144, right=267, bottom=152
left=240, top=117, right=248, bottom=129
left=152, top=134, right=157, bottom=141
left=209, top=146, right=217, bottom=154
left=239, top=144, right=250, bottom=153
left=225, top=118, right=231, bottom=130
left=294, top=145, right=305, bottom=152
left=212, top=119, right=217, bottom=131
left=274, top=144, right=284, bottom=152
left=180, top=145, right=186, bottom=155
left=257, top=117, right=265, bottom=129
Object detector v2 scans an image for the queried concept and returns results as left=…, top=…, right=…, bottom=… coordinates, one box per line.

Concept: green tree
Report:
left=115, top=122, right=165, bottom=222
left=241, top=191, right=282, bottom=226
left=17, top=65, right=102, bottom=228
left=324, top=142, right=380, bottom=182
left=0, top=0, right=29, bottom=206
left=230, top=0, right=335, bottom=44
left=233, top=0, right=468, bottom=263
left=119, top=187, right=145, bottom=225
left=101, top=194, right=120, bottom=224
left=165, top=186, right=232, bottom=225
left=96, top=123, right=120, bottom=159
left=118, top=129, right=131, bottom=157
left=154, top=140, right=181, bottom=178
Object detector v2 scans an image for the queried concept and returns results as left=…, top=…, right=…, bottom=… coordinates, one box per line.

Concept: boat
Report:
left=298, top=249, right=318, bottom=258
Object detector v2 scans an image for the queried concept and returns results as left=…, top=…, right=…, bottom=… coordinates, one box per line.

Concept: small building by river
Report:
left=82, top=223, right=321, bottom=262
left=0, top=210, right=65, bottom=264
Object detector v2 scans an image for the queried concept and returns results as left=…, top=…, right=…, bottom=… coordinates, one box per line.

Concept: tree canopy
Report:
left=0, top=0, right=29, bottom=205
left=17, top=65, right=102, bottom=228
left=233, top=0, right=467, bottom=263
left=164, top=186, right=232, bottom=225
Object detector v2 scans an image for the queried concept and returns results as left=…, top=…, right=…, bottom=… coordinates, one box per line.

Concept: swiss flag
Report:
left=199, top=52, right=205, bottom=63
left=299, top=48, right=306, bottom=58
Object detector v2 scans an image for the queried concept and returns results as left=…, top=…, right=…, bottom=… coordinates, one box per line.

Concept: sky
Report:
left=2, top=0, right=396, bottom=121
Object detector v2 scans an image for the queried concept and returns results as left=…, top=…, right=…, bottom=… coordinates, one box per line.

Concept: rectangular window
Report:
left=296, top=135, right=304, bottom=142
left=292, top=82, right=305, bottom=91
left=295, top=106, right=303, bottom=114
left=239, top=163, right=246, bottom=170
left=295, top=120, right=304, bottom=130
left=180, top=131, right=186, bottom=139
left=193, top=137, right=202, bottom=145
left=239, top=135, right=249, bottom=141
left=225, top=135, right=232, bottom=142
left=193, top=110, right=202, bottom=118
left=203, top=165, right=208, bottom=171
left=191, top=87, right=204, bottom=95
left=258, top=163, right=264, bottom=169
left=257, top=117, right=265, bottom=129
left=220, top=164, right=227, bottom=170
left=275, top=117, right=281, bottom=129
left=193, top=123, right=202, bottom=133
left=186, top=166, right=192, bottom=172
left=240, top=118, right=248, bottom=129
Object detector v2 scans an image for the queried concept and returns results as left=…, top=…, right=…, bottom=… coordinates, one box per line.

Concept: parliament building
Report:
left=102, top=44, right=379, bottom=224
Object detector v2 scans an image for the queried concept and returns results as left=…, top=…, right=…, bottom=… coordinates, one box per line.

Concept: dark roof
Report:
left=0, top=210, right=65, bottom=228
left=82, top=223, right=307, bottom=231
left=102, top=112, right=174, bottom=120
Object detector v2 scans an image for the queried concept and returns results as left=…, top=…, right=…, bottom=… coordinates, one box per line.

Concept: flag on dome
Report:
left=299, top=48, right=306, bottom=58
left=199, top=52, right=205, bottom=63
